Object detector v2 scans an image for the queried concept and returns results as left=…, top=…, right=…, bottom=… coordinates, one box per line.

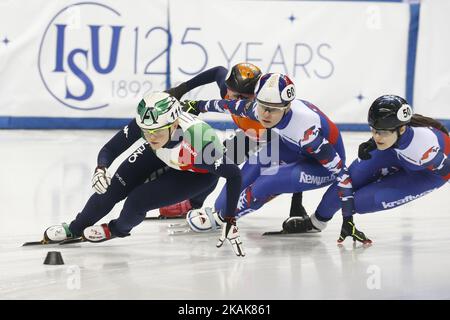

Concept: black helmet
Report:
left=368, top=95, right=413, bottom=130
left=225, top=63, right=262, bottom=95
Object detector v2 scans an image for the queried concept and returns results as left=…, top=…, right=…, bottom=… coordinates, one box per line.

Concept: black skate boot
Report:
left=282, top=216, right=320, bottom=233
left=289, top=192, right=308, bottom=218
left=338, top=216, right=372, bottom=244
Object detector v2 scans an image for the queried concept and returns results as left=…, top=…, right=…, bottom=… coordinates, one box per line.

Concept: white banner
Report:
left=414, top=0, right=450, bottom=120
left=170, top=0, right=409, bottom=124
left=0, top=0, right=411, bottom=125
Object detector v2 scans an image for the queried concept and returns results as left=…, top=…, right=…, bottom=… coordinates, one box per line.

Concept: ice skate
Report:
left=82, top=223, right=115, bottom=243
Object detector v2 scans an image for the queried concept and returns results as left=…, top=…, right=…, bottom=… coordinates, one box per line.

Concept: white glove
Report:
left=92, top=166, right=111, bottom=194
left=216, top=217, right=245, bottom=257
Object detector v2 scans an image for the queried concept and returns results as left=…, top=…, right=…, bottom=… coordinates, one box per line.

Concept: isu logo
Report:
left=38, top=2, right=124, bottom=110
left=38, top=2, right=167, bottom=111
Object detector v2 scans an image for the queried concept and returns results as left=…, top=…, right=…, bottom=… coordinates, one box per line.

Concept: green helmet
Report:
left=136, top=92, right=183, bottom=130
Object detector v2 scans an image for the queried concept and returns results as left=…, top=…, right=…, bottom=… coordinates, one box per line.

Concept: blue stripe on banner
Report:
left=2, top=116, right=448, bottom=131
left=0, top=117, right=131, bottom=129
left=406, top=3, right=421, bottom=105
left=282, top=0, right=403, bottom=2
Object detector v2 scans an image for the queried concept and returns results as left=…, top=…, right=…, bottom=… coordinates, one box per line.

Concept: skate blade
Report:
left=168, top=229, right=191, bottom=235
left=262, top=230, right=288, bottom=236
left=22, top=240, right=52, bottom=246
left=263, top=229, right=320, bottom=236
left=167, top=222, right=188, bottom=228
left=337, top=238, right=373, bottom=248
left=59, top=237, right=85, bottom=245
left=145, top=216, right=185, bottom=220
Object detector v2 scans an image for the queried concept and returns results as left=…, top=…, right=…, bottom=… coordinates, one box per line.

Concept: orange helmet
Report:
left=225, top=63, right=262, bottom=95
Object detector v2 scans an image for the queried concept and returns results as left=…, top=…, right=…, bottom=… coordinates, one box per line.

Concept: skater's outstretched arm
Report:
left=97, top=119, right=142, bottom=168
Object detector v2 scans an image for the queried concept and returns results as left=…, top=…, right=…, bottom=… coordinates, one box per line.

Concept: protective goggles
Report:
left=370, top=127, right=396, bottom=137
left=256, top=101, right=289, bottom=113
left=228, top=91, right=253, bottom=100
left=140, top=123, right=173, bottom=138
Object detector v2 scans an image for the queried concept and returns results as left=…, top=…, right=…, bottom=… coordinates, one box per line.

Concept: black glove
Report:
left=164, top=82, right=188, bottom=100
left=338, top=216, right=372, bottom=244
left=358, top=138, right=377, bottom=160
left=181, top=100, right=201, bottom=116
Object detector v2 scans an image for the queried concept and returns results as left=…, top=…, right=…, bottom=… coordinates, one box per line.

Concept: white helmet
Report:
left=254, top=73, right=296, bottom=107
left=136, top=92, right=183, bottom=130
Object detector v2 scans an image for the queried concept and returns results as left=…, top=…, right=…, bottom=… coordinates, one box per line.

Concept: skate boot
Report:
left=282, top=213, right=327, bottom=234
left=44, top=223, right=74, bottom=243
left=282, top=216, right=317, bottom=233
left=289, top=192, right=308, bottom=218
left=338, top=216, right=372, bottom=244
left=159, top=199, right=192, bottom=218
left=83, top=223, right=115, bottom=243
left=186, top=207, right=223, bottom=232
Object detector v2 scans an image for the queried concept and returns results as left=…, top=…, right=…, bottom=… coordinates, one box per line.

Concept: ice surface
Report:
left=0, top=130, right=449, bottom=299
